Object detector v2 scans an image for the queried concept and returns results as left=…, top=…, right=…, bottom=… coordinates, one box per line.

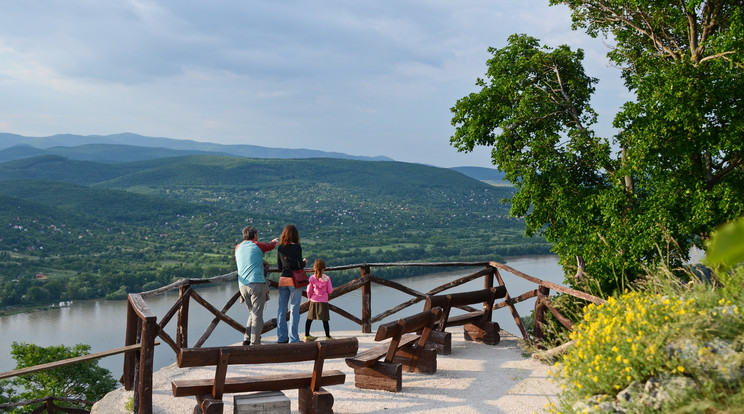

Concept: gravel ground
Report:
left=93, top=330, right=559, bottom=414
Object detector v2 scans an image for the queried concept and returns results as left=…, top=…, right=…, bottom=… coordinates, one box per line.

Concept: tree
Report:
left=450, top=1, right=744, bottom=294
left=1, top=342, right=117, bottom=413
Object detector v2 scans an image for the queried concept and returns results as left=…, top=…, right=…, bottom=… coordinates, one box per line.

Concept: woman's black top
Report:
left=277, top=243, right=304, bottom=278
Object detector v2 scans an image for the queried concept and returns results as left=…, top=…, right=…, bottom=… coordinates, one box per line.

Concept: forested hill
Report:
left=0, top=154, right=550, bottom=310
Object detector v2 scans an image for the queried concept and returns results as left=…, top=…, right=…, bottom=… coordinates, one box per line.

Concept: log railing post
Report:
left=137, top=314, right=157, bottom=414
left=177, top=284, right=190, bottom=349
left=122, top=297, right=138, bottom=390
left=483, top=265, right=494, bottom=289
left=361, top=265, right=371, bottom=333
left=533, top=285, right=551, bottom=347
left=493, top=267, right=529, bottom=341
left=483, top=265, right=494, bottom=314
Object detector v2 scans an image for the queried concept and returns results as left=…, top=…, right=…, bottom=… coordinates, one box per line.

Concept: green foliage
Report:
left=550, top=219, right=744, bottom=413
left=551, top=279, right=744, bottom=413
left=0, top=342, right=117, bottom=413
left=450, top=1, right=744, bottom=296
left=704, top=216, right=744, bottom=273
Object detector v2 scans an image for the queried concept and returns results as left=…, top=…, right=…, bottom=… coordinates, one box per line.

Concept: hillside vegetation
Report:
left=0, top=154, right=549, bottom=310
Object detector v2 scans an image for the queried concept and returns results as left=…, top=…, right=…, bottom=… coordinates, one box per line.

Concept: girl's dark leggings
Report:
left=306, top=319, right=330, bottom=337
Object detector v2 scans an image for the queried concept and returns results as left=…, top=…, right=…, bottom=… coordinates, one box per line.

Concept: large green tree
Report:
left=450, top=0, right=744, bottom=294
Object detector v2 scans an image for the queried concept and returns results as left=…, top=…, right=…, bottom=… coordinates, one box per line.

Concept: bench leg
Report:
left=464, top=321, right=500, bottom=345
left=393, top=345, right=437, bottom=374
left=351, top=362, right=402, bottom=392
left=426, top=330, right=452, bottom=355
left=298, top=387, right=334, bottom=414
left=195, top=394, right=224, bottom=414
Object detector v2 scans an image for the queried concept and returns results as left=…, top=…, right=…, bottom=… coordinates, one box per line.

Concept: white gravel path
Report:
left=93, top=330, right=559, bottom=414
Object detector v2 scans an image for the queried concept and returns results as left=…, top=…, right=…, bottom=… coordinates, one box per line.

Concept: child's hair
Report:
left=313, top=258, right=326, bottom=276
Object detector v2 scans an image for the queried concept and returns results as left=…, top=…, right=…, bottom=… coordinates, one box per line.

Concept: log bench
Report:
left=345, top=307, right=442, bottom=392
left=171, top=337, right=359, bottom=414
left=423, top=286, right=506, bottom=355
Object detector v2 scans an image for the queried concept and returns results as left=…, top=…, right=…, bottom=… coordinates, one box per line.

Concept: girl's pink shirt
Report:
left=307, top=273, right=333, bottom=303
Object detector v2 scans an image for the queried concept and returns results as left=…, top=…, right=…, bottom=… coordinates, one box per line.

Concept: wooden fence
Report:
left=0, top=260, right=603, bottom=414
left=122, top=260, right=604, bottom=414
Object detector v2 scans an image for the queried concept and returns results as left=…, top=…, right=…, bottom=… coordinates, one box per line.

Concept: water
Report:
left=0, top=255, right=562, bottom=379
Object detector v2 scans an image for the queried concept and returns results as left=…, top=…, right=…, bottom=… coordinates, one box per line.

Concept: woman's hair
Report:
left=280, top=224, right=300, bottom=246
left=313, top=258, right=326, bottom=276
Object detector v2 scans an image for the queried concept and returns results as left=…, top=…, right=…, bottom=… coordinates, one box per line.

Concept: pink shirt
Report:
left=307, top=274, right=333, bottom=303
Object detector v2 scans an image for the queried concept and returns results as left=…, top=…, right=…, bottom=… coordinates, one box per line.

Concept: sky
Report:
left=0, top=0, right=628, bottom=169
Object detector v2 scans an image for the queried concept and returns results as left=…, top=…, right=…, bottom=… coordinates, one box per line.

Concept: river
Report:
left=0, top=255, right=563, bottom=379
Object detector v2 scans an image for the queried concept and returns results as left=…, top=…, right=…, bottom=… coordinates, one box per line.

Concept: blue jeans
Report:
left=277, top=285, right=302, bottom=343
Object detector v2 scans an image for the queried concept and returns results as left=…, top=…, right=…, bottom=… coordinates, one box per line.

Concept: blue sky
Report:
left=0, top=0, right=627, bottom=168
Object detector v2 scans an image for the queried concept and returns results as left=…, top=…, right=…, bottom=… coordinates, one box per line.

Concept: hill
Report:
left=0, top=133, right=393, bottom=162
left=0, top=134, right=506, bottom=184
left=0, top=154, right=550, bottom=310
left=451, top=166, right=508, bottom=185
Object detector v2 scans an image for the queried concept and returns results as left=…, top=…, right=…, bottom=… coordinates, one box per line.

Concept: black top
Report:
left=277, top=243, right=304, bottom=278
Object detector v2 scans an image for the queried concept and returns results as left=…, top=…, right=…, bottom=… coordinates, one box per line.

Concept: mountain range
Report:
left=0, top=132, right=506, bottom=183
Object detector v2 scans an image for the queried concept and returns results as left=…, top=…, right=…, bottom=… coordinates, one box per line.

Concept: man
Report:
left=235, top=226, right=278, bottom=345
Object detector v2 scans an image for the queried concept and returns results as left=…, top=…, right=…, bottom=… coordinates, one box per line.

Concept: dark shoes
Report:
left=242, top=340, right=250, bottom=346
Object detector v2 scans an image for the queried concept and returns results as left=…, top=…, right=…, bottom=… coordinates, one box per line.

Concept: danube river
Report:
left=0, top=255, right=563, bottom=378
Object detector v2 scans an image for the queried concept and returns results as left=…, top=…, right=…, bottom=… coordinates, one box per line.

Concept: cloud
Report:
left=0, top=0, right=626, bottom=168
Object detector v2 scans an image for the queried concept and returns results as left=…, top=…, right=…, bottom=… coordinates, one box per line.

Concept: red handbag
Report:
left=291, top=269, right=309, bottom=288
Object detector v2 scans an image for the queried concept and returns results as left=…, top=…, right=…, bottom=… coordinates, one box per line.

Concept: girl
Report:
left=304, top=258, right=334, bottom=341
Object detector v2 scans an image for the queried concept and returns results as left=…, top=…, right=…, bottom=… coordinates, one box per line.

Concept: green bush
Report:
left=548, top=217, right=744, bottom=414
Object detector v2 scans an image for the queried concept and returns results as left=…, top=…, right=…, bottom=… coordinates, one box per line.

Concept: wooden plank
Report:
left=425, top=268, right=490, bottom=296
left=138, top=317, right=158, bottom=414
left=158, top=286, right=191, bottom=330
left=345, top=335, right=420, bottom=368
left=310, top=342, right=327, bottom=392
left=345, top=343, right=391, bottom=367
left=374, top=320, right=402, bottom=342
left=0, top=343, right=152, bottom=381
left=426, top=288, right=503, bottom=309
left=172, top=370, right=346, bottom=397
left=328, top=303, right=362, bottom=326
left=177, top=285, right=191, bottom=348
left=371, top=296, right=424, bottom=324
left=211, top=348, right=230, bottom=400
left=489, top=261, right=605, bottom=304
left=178, top=337, right=358, bottom=368
left=191, top=289, right=244, bottom=348
left=127, top=293, right=156, bottom=320
left=362, top=268, right=372, bottom=333
left=397, top=307, right=441, bottom=334
left=368, top=275, right=426, bottom=301
left=434, top=311, right=483, bottom=328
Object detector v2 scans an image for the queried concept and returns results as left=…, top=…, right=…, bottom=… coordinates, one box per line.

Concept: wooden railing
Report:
left=122, top=260, right=604, bottom=414
left=0, top=343, right=153, bottom=414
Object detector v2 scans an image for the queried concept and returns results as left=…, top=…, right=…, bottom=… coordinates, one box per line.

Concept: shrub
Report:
left=553, top=291, right=696, bottom=399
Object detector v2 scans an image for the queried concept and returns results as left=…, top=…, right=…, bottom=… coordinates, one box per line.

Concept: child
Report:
left=304, top=258, right=333, bottom=341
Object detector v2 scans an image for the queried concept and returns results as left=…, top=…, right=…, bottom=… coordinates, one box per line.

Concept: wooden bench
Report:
left=345, top=307, right=442, bottom=392
left=423, top=286, right=507, bottom=355
left=172, top=337, right=359, bottom=414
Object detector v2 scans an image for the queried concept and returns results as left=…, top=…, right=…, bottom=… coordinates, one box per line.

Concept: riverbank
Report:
left=93, top=330, right=559, bottom=413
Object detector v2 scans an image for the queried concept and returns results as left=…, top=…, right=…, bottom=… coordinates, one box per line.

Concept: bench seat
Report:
left=171, top=338, right=358, bottom=414
left=345, top=308, right=441, bottom=392
left=172, top=370, right=346, bottom=397
left=424, top=287, right=506, bottom=355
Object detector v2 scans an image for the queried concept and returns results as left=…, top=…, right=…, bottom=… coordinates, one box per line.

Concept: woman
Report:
left=276, top=224, right=307, bottom=343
